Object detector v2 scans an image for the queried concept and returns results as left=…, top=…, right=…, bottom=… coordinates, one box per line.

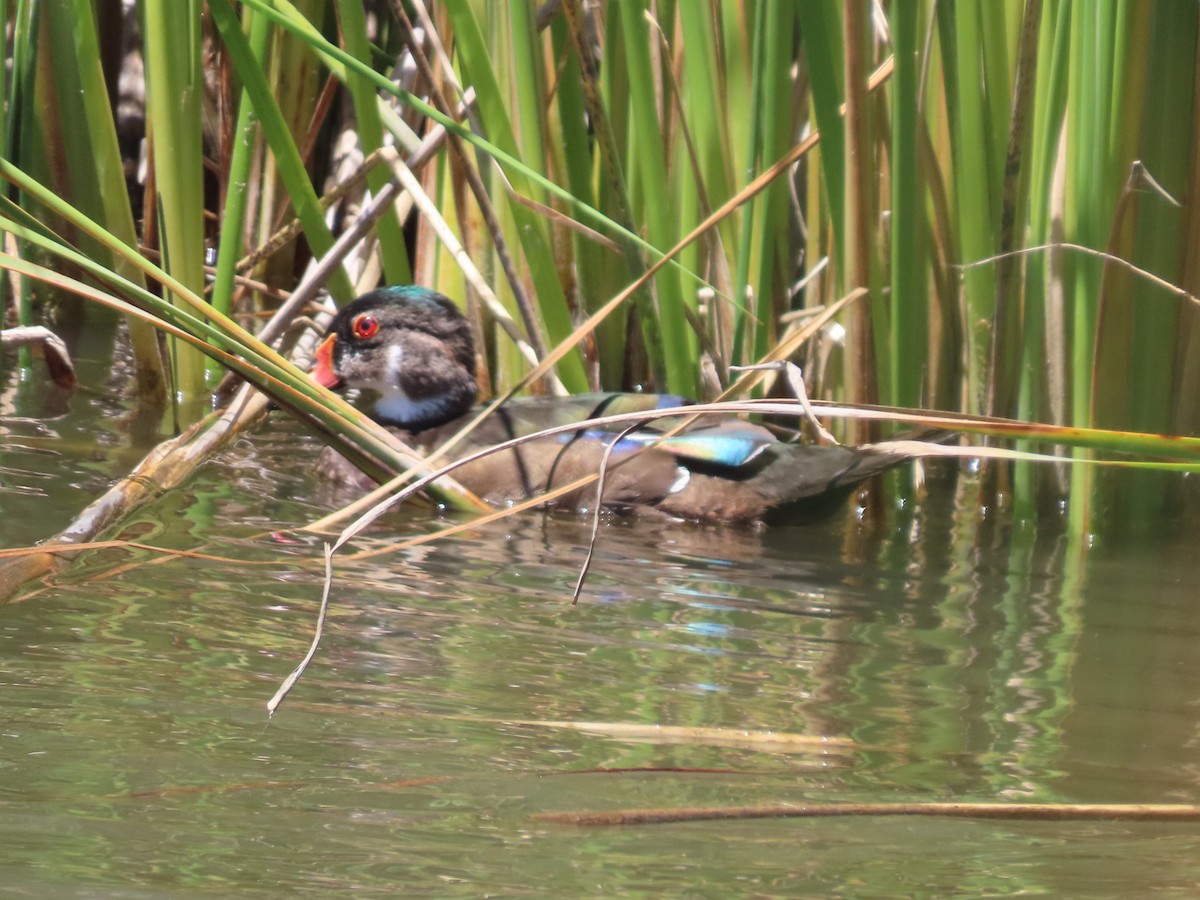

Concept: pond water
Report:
left=4, top=354, right=1200, bottom=895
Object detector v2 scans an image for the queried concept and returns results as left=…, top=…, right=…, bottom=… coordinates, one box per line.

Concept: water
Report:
left=4, top=360, right=1200, bottom=895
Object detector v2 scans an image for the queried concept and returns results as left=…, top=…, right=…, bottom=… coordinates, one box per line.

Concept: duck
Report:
left=311, top=286, right=927, bottom=524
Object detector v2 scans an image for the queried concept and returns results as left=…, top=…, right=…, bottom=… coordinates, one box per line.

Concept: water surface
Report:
left=4, top=361, right=1200, bottom=895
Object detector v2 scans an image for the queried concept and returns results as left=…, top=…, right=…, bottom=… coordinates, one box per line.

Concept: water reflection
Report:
left=4, top=392, right=1200, bottom=892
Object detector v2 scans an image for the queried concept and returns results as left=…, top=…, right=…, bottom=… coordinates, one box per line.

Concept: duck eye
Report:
left=351, top=314, right=379, bottom=339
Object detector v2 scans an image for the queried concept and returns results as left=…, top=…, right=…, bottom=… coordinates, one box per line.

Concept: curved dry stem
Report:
left=961, top=241, right=1200, bottom=310
left=0, top=325, right=77, bottom=388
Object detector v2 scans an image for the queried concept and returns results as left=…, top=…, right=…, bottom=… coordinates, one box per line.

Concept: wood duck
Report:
left=312, top=286, right=921, bottom=524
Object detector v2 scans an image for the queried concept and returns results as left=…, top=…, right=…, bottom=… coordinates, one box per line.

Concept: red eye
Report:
left=351, top=314, right=379, bottom=339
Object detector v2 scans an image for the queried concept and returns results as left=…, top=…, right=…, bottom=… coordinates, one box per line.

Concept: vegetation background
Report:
left=5, top=0, right=1200, bottom=542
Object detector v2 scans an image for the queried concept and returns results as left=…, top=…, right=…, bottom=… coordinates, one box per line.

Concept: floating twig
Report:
left=534, top=801, right=1200, bottom=827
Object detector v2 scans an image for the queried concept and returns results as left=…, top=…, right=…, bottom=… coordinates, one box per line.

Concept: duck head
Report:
left=313, top=286, right=478, bottom=431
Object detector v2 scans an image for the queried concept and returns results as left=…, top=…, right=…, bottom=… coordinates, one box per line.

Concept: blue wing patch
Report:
left=560, top=420, right=775, bottom=469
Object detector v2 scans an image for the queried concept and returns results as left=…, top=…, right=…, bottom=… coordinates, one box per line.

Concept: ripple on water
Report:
left=7, top=405, right=1200, bottom=893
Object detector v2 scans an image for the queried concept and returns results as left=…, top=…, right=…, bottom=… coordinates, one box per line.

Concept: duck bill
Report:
left=312, top=334, right=343, bottom=389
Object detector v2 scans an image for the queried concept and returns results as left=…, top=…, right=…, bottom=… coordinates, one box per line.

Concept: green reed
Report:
left=4, top=0, right=1200, bottom=534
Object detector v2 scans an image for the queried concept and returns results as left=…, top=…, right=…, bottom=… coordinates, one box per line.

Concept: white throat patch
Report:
left=373, top=388, right=450, bottom=428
